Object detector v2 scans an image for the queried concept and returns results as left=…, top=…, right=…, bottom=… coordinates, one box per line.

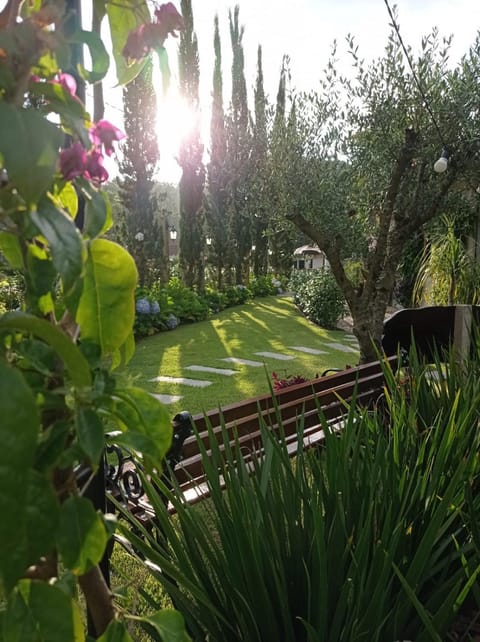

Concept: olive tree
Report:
left=274, top=28, right=480, bottom=362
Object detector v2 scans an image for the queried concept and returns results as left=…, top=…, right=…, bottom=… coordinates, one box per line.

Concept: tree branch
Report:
left=79, top=565, right=115, bottom=637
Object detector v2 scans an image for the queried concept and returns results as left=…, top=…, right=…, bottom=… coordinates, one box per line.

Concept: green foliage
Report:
left=289, top=269, right=345, bottom=328
left=118, top=351, right=480, bottom=640
left=248, top=275, right=278, bottom=297
left=413, top=215, right=480, bottom=305
left=0, top=1, right=186, bottom=639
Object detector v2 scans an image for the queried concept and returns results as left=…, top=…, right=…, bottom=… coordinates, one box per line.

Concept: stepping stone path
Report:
left=323, top=342, right=359, bottom=353
left=186, top=365, right=237, bottom=376
left=290, top=346, right=328, bottom=355
left=221, top=357, right=264, bottom=367
left=150, top=375, right=212, bottom=388
left=149, top=338, right=361, bottom=398
left=150, top=393, right=183, bottom=404
left=255, top=351, right=295, bottom=361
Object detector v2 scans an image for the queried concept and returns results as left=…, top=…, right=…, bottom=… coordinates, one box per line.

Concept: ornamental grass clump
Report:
left=119, top=351, right=480, bottom=641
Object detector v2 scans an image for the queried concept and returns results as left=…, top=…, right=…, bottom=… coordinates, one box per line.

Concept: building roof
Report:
left=293, top=244, right=323, bottom=256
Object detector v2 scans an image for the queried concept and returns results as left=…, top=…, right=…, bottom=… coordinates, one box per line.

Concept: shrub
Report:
left=0, top=271, right=24, bottom=312
left=289, top=268, right=345, bottom=328
left=119, top=352, right=480, bottom=641
left=249, top=275, right=278, bottom=297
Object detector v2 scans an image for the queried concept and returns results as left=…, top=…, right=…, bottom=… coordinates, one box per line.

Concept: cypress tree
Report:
left=225, top=5, right=252, bottom=284
left=178, top=0, right=205, bottom=290
left=118, top=61, right=166, bottom=286
left=205, top=14, right=228, bottom=289
left=251, top=45, right=269, bottom=277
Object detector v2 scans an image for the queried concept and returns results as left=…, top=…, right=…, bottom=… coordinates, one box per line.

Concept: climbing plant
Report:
left=0, top=1, right=189, bottom=639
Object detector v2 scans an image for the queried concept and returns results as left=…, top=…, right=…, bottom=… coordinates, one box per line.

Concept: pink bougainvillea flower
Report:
left=122, top=3, right=183, bottom=62
left=122, top=23, right=150, bottom=61
left=89, top=119, right=125, bottom=157
left=85, top=149, right=109, bottom=184
left=54, top=72, right=77, bottom=97
left=59, top=142, right=87, bottom=180
left=154, top=2, right=184, bottom=36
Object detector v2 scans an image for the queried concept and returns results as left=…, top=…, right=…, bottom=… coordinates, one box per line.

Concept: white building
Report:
left=293, top=245, right=329, bottom=270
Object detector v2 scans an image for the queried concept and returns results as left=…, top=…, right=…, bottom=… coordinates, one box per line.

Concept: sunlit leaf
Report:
left=0, top=361, right=39, bottom=592
left=0, top=104, right=63, bottom=205
left=106, top=0, right=149, bottom=85
left=57, top=496, right=108, bottom=574
left=76, top=239, right=137, bottom=357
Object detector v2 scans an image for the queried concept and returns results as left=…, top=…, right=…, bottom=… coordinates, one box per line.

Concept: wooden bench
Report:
left=106, top=355, right=398, bottom=522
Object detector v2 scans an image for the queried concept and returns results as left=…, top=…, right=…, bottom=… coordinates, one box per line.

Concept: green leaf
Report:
left=140, top=609, right=191, bottom=642
left=0, top=104, right=63, bottom=205
left=106, top=0, right=149, bottom=85
left=34, top=420, right=70, bottom=472
left=76, top=239, right=137, bottom=357
left=0, top=361, right=39, bottom=592
left=57, top=496, right=108, bottom=575
left=25, top=470, right=59, bottom=568
left=0, top=232, right=23, bottom=269
left=30, top=197, right=84, bottom=297
left=0, top=312, right=92, bottom=388
left=76, top=407, right=105, bottom=467
left=25, top=243, right=56, bottom=314
left=3, top=580, right=84, bottom=642
left=72, top=29, right=110, bottom=83
left=97, top=620, right=133, bottom=642
left=155, top=47, right=171, bottom=94
left=113, top=387, right=172, bottom=470
left=53, top=181, right=79, bottom=219
left=79, top=179, right=112, bottom=238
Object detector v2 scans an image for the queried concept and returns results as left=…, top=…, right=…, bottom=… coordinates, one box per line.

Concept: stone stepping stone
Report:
left=323, top=342, right=358, bottom=353
left=221, top=357, right=264, bottom=367
left=186, top=365, right=237, bottom=376
left=343, top=336, right=358, bottom=342
left=255, top=351, right=294, bottom=361
left=289, top=346, right=328, bottom=355
left=149, top=375, right=212, bottom=387
left=150, top=393, right=183, bottom=404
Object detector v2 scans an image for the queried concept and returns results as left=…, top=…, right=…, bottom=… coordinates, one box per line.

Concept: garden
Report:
left=1, top=0, right=480, bottom=640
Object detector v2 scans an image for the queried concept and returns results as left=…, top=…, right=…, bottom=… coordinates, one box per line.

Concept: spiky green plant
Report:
left=117, top=350, right=480, bottom=641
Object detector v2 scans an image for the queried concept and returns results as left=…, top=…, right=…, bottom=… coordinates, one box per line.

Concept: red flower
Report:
left=85, top=149, right=109, bottom=184
left=89, top=119, right=125, bottom=157
left=59, top=142, right=87, bottom=180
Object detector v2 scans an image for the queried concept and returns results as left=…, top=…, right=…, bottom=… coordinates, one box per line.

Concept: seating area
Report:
left=106, top=355, right=398, bottom=522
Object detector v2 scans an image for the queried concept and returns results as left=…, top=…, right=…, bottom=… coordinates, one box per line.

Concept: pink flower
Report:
left=122, top=23, right=151, bottom=61
left=54, top=72, right=77, bottom=97
left=89, top=120, right=125, bottom=157
left=59, top=142, right=87, bottom=180
left=122, top=3, right=183, bottom=62
left=85, top=149, right=109, bottom=184
left=154, top=3, right=184, bottom=37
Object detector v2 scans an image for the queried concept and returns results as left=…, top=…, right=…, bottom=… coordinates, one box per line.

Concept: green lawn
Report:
left=124, top=295, right=359, bottom=416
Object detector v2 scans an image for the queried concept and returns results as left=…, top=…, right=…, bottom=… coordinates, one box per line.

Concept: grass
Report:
left=124, top=295, right=358, bottom=416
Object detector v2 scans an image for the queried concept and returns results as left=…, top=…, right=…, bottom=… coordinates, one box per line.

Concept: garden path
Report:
left=148, top=335, right=360, bottom=405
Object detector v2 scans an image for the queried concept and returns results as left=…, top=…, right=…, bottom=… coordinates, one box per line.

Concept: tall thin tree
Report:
left=178, top=0, right=205, bottom=290
left=206, top=14, right=228, bottom=289
left=225, top=5, right=252, bottom=284
left=118, top=61, right=165, bottom=286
